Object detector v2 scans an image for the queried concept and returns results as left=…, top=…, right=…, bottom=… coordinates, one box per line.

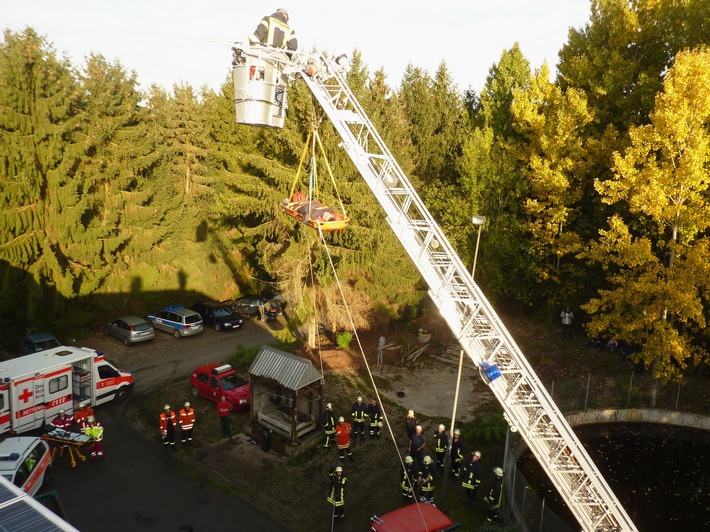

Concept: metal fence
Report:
left=500, top=370, right=709, bottom=531
left=547, top=370, right=709, bottom=415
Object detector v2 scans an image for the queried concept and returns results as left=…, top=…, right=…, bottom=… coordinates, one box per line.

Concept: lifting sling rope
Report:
left=281, top=117, right=349, bottom=232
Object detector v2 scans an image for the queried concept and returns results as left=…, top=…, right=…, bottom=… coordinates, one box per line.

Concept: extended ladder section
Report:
left=291, top=50, right=637, bottom=532
left=297, top=53, right=636, bottom=531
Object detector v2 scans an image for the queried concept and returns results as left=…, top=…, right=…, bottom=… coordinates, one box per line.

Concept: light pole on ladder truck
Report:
left=471, top=215, right=487, bottom=280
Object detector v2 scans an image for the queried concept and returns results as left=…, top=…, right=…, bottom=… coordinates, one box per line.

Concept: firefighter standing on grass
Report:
left=366, top=398, right=383, bottom=438
left=484, top=466, right=505, bottom=522
left=327, top=466, right=347, bottom=521
left=351, top=396, right=367, bottom=440
left=335, top=416, right=354, bottom=462
left=450, top=428, right=464, bottom=478
left=322, top=403, right=336, bottom=448
left=434, top=424, right=448, bottom=469
left=160, top=404, right=177, bottom=450
left=179, top=402, right=196, bottom=444
left=462, top=450, right=484, bottom=506
left=401, top=455, right=417, bottom=501
left=418, top=455, right=435, bottom=503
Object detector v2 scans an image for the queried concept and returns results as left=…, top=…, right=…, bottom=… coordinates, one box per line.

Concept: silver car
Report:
left=105, top=316, right=155, bottom=346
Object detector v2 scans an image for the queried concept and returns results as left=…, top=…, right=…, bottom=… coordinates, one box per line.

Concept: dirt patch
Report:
left=297, top=311, right=495, bottom=424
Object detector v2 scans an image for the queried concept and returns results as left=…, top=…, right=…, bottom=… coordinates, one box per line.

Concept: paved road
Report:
left=45, top=320, right=282, bottom=531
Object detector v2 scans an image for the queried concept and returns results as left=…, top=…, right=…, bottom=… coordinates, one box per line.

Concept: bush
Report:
left=230, top=345, right=261, bottom=369
left=336, top=331, right=352, bottom=349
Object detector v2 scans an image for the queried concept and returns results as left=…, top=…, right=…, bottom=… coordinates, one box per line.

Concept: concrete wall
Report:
left=566, top=408, right=710, bottom=431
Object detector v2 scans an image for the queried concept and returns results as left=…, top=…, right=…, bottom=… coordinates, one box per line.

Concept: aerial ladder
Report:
left=231, top=44, right=638, bottom=532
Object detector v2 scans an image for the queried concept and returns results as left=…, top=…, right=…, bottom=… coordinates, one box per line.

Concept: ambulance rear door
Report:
left=0, top=382, right=10, bottom=434
left=11, top=374, right=45, bottom=433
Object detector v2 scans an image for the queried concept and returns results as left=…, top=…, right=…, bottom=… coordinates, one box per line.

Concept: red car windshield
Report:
left=220, top=373, right=247, bottom=390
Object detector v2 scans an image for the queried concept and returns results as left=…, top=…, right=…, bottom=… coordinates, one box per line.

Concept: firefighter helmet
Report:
left=338, top=416, right=345, bottom=423
left=377, top=421, right=383, bottom=427
left=474, top=450, right=481, bottom=458
left=423, top=455, right=433, bottom=465
left=357, top=396, right=363, bottom=402
left=164, top=404, right=170, bottom=411
left=405, top=455, right=414, bottom=464
left=454, top=429, right=461, bottom=435
left=326, top=403, right=333, bottom=410
left=335, top=466, right=343, bottom=473
left=184, top=402, right=190, bottom=408
left=438, top=424, right=445, bottom=431
left=87, top=415, right=95, bottom=424
left=493, top=466, right=504, bottom=477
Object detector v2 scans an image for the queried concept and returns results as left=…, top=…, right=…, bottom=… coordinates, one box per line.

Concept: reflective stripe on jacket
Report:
left=179, top=408, right=196, bottom=430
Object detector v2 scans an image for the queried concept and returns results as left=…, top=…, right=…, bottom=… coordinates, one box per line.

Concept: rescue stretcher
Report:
left=280, top=198, right=349, bottom=232
left=42, top=429, right=91, bottom=469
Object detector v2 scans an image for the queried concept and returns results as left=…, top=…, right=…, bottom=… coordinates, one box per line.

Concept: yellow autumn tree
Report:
left=582, top=48, right=710, bottom=383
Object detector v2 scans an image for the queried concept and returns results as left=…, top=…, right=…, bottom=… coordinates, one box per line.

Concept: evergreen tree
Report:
left=0, top=28, right=85, bottom=325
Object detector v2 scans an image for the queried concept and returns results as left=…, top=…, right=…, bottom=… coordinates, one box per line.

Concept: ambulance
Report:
left=0, top=346, right=134, bottom=435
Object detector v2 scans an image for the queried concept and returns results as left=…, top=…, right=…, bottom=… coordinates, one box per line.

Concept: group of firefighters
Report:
left=49, top=402, right=104, bottom=460
left=322, top=396, right=383, bottom=521
left=159, top=402, right=197, bottom=449
left=323, top=400, right=505, bottom=524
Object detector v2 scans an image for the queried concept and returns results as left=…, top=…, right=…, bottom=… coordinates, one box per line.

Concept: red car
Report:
left=189, top=363, right=250, bottom=411
left=370, top=502, right=457, bottom=532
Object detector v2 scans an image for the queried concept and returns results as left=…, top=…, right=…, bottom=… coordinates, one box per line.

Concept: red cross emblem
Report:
left=18, top=387, right=33, bottom=404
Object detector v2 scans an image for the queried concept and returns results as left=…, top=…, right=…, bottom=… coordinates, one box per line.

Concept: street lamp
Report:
left=471, top=215, right=487, bottom=279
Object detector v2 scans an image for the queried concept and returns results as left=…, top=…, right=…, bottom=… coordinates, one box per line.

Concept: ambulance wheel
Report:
left=173, top=329, right=181, bottom=339
left=114, top=387, right=129, bottom=403
left=191, top=386, right=200, bottom=399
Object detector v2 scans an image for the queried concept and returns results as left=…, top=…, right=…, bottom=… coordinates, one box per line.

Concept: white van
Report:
left=0, top=436, right=52, bottom=497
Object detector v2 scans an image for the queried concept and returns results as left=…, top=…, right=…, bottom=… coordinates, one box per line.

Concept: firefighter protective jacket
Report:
left=159, top=410, right=177, bottom=436
left=179, top=407, right=196, bottom=430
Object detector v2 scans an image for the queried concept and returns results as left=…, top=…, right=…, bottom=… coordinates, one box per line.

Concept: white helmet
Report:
left=164, top=404, right=170, bottom=411
left=404, top=455, right=414, bottom=464
left=335, top=466, right=343, bottom=473
left=326, top=403, right=333, bottom=409
left=377, top=421, right=383, bottom=427
left=438, top=424, right=445, bottom=431
left=493, top=466, right=504, bottom=477
left=357, top=396, right=363, bottom=402
left=184, top=402, right=190, bottom=408
left=423, top=455, right=433, bottom=465
left=338, top=416, right=345, bottom=423
left=87, top=415, right=95, bottom=424
left=474, top=450, right=481, bottom=458
left=454, top=429, right=461, bottom=435
left=58, top=409, right=65, bottom=415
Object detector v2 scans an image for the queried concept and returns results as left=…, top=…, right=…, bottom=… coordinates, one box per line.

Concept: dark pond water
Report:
left=517, top=423, right=710, bottom=532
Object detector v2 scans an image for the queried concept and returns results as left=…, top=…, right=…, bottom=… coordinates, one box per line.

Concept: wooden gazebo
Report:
left=248, top=346, right=323, bottom=455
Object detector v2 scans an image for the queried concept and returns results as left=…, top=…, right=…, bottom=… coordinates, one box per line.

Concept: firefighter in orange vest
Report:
left=74, top=401, right=95, bottom=430
left=335, top=416, right=353, bottom=462
left=179, top=402, right=196, bottom=444
left=159, top=404, right=177, bottom=450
